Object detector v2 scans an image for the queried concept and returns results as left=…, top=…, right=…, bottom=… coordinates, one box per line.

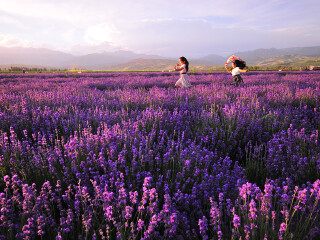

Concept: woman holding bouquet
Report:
left=174, top=56, right=191, bottom=88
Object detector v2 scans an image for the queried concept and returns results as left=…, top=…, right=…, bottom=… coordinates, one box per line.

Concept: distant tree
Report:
left=248, top=66, right=260, bottom=71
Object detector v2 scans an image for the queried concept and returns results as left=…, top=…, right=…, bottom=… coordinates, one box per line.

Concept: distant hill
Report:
left=102, top=58, right=218, bottom=71
left=1, top=45, right=320, bottom=70
left=190, top=46, right=320, bottom=67
left=253, top=54, right=320, bottom=68
left=281, top=46, right=320, bottom=57
left=65, top=52, right=129, bottom=69
left=66, top=51, right=166, bottom=69
left=233, top=46, right=320, bottom=65
left=0, top=46, right=74, bottom=68
left=193, top=54, right=226, bottom=65
left=233, top=48, right=288, bottom=65
left=0, top=47, right=167, bottom=70
left=102, top=58, right=177, bottom=71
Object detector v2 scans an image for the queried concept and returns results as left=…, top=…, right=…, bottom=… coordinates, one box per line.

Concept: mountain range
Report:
left=1, top=46, right=320, bottom=71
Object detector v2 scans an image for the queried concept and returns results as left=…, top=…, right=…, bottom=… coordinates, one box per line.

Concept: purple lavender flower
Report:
left=1, top=71, right=320, bottom=239
left=169, top=213, right=178, bottom=235
left=56, top=232, right=63, bottom=240
left=244, top=225, right=251, bottom=240
left=210, top=201, right=221, bottom=227
left=297, top=189, right=308, bottom=204
left=163, top=194, right=171, bottom=213
left=143, top=177, right=153, bottom=192
left=198, top=216, right=208, bottom=240
left=233, top=213, right=241, bottom=229
left=261, top=183, right=274, bottom=216
left=104, top=206, right=113, bottom=222
left=278, top=222, right=287, bottom=240
left=239, top=182, right=252, bottom=200
left=124, top=206, right=133, bottom=220
left=137, top=219, right=144, bottom=232
left=248, top=199, right=257, bottom=221
left=36, top=215, right=46, bottom=236
left=129, top=191, right=139, bottom=205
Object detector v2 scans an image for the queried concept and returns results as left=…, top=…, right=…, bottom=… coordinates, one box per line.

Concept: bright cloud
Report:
left=0, top=34, right=34, bottom=48
left=84, top=23, right=120, bottom=44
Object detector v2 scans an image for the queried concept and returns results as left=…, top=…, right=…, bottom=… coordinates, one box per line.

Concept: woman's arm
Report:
left=174, top=66, right=185, bottom=71
left=239, top=69, right=249, bottom=73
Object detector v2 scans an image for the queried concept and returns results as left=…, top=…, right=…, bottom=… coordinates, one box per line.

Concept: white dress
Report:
left=175, top=64, right=191, bottom=88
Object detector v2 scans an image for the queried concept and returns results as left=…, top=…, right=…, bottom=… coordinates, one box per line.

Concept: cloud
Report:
left=0, top=0, right=270, bottom=26
left=84, top=23, right=121, bottom=44
left=0, top=0, right=319, bottom=57
left=69, top=42, right=123, bottom=56
left=109, top=16, right=320, bottom=57
left=0, top=14, right=26, bottom=29
left=0, top=34, right=34, bottom=48
left=265, top=26, right=320, bottom=48
left=0, top=0, right=84, bottom=23
left=105, top=18, right=262, bottom=57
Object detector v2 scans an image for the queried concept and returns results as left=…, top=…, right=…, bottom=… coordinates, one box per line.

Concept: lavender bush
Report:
left=0, top=71, right=319, bottom=239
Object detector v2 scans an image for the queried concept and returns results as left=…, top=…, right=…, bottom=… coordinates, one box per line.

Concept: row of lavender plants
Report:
left=0, top=71, right=319, bottom=239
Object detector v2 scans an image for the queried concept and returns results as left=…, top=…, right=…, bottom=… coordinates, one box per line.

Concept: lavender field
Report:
left=0, top=71, right=319, bottom=239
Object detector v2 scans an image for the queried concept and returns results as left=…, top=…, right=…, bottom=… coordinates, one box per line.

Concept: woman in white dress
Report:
left=174, top=56, right=191, bottom=88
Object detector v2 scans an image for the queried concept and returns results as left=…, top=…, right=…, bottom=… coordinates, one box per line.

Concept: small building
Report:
left=310, top=66, right=320, bottom=71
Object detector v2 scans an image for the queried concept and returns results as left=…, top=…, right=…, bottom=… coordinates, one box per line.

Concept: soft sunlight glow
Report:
left=84, top=23, right=120, bottom=44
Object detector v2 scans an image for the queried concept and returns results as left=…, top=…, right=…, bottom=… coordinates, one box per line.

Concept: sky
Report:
left=0, top=0, right=320, bottom=58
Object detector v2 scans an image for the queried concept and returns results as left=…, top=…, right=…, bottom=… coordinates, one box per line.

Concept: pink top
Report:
left=180, top=64, right=187, bottom=74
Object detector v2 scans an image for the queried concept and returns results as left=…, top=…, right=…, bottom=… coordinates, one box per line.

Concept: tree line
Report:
left=0, top=66, right=68, bottom=73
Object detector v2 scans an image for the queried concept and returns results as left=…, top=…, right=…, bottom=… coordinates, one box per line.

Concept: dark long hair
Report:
left=180, top=56, right=189, bottom=72
left=234, top=59, right=247, bottom=69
